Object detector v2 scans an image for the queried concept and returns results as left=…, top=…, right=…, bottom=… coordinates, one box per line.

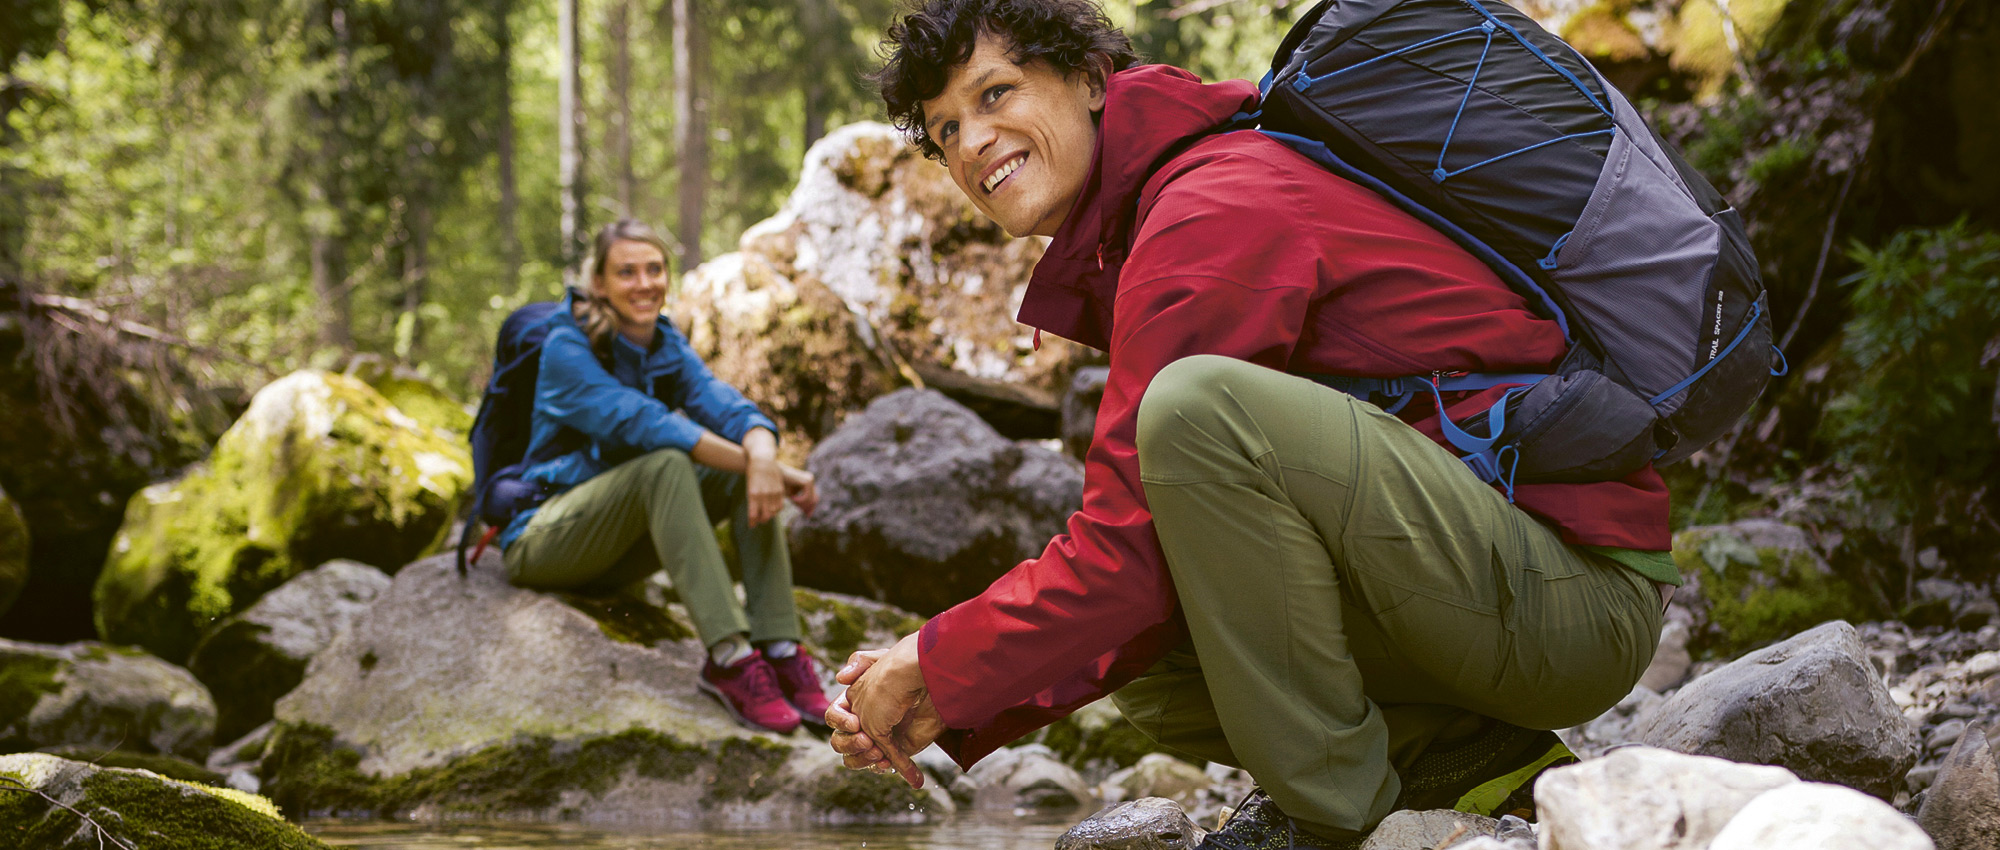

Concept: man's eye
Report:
left=938, top=120, right=957, bottom=142
left=983, top=85, right=1010, bottom=104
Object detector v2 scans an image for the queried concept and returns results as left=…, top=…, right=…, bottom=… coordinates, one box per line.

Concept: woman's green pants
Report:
left=1116, top=355, right=1663, bottom=838
left=501, top=449, right=803, bottom=648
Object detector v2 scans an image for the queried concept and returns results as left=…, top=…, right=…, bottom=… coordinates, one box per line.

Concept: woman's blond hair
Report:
left=575, top=219, right=676, bottom=357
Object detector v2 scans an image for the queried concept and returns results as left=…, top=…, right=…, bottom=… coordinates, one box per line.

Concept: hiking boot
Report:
left=698, top=650, right=803, bottom=734
left=1198, top=788, right=1366, bottom=850
left=1393, top=720, right=1577, bottom=821
left=766, top=650, right=834, bottom=723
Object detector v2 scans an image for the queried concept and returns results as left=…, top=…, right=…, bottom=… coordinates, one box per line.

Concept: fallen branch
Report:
left=28, top=293, right=271, bottom=374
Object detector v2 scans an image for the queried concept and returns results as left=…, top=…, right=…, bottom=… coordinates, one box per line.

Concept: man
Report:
left=827, top=1, right=1677, bottom=846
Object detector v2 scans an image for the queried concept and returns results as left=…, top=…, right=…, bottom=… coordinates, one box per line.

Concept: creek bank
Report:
left=254, top=550, right=947, bottom=825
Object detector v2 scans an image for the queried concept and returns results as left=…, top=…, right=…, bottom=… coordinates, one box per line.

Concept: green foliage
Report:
left=1821, top=220, right=2000, bottom=544
left=1673, top=526, right=1867, bottom=657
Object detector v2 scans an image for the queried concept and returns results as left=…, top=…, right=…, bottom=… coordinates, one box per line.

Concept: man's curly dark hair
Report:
left=871, top=0, right=1139, bottom=162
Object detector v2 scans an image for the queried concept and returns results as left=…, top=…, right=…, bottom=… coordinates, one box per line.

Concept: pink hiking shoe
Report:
left=766, top=651, right=834, bottom=723
left=699, top=650, right=802, bottom=734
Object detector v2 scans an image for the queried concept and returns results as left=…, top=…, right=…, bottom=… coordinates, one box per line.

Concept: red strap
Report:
left=469, top=524, right=501, bottom=565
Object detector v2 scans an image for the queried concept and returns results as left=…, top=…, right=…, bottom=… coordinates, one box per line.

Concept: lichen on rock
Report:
left=93, top=370, right=471, bottom=662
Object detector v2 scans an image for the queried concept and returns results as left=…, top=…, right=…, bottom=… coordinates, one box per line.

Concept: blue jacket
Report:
left=497, top=292, right=778, bottom=549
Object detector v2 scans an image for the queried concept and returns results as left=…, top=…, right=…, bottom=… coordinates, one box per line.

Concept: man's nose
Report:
left=960, top=116, right=998, bottom=161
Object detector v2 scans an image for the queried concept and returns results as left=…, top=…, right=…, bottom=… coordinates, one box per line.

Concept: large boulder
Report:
left=1670, top=520, right=1868, bottom=658
left=1918, top=725, right=2000, bottom=850
left=1708, top=782, right=1934, bottom=850
left=0, top=482, right=26, bottom=618
left=258, top=550, right=943, bottom=824
left=1632, top=620, right=1918, bottom=799
left=0, top=752, right=329, bottom=848
left=1536, top=747, right=1802, bottom=850
left=672, top=122, right=1086, bottom=453
left=93, top=370, right=472, bottom=662
left=186, top=559, right=392, bottom=744
left=789, top=389, right=1082, bottom=615
left=0, top=638, right=216, bottom=761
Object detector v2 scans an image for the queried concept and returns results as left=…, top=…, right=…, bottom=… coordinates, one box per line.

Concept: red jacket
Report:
left=919, top=66, right=1671, bottom=768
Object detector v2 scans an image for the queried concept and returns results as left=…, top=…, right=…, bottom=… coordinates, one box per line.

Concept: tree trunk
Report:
left=672, top=0, right=706, bottom=270
left=799, top=0, right=830, bottom=149
left=311, top=1, right=355, bottom=351
left=610, top=0, right=636, bottom=216
left=495, top=0, right=522, bottom=294
left=558, top=0, right=587, bottom=287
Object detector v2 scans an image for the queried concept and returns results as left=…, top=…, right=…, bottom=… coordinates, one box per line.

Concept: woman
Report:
left=829, top=2, right=1674, bottom=847
left=497, top=219, right=831, bottom=735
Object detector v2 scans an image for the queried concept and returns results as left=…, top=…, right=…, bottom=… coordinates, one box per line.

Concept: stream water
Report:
left=306, top=811, right=1077, bottom=849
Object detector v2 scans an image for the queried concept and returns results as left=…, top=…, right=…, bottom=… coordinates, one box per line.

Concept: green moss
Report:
left=1033, top=701, right=1161, bottom=772
left=259, top=721, right=795, bottom=819
left=794, top=589, right=927, bottom=662
left=371, top=376, right=473, bottom=436
left=94, top=372, right=472, bottom=661
left=36, top=748, right=224, bottom=785
left=1745, top=137, right=1816, bottom=186
left=0, top=761, right=329, bottom=849
left=808, top=767, right=933, bottom=815
left=1676, top=530, right=1866, bottom=657
left=558, top=590, right=696, bottom=645
left=0, top=654, right=63, bottom=746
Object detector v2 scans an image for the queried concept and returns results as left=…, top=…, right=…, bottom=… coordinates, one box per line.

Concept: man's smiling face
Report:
left=920, top=32, right=1106, bottom=238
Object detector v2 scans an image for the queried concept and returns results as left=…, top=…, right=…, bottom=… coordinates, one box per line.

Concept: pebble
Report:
left=1929, top=718, right=1968, bottom=751
left=1967, top=650, right=2000, bottom=679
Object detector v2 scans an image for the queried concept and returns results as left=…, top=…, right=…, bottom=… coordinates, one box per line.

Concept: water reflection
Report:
left=307, top=811, right=1076, bottom=849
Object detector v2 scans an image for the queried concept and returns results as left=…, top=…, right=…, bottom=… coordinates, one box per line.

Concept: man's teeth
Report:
left=983, top=156, right=1024, bottom=192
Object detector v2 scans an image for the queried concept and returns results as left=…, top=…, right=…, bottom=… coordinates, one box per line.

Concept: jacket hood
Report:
left=1015, top=65, right=1260, bottom=351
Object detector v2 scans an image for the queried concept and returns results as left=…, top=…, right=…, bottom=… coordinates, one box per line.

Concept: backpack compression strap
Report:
left=1305, top=371, right=1546, bottom=499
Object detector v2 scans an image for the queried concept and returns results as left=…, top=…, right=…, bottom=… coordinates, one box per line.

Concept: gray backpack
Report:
left=1245, top=0, right=1782, bottom=495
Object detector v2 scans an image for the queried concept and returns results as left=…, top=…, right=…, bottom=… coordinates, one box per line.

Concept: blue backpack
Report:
left=456, top=300, right=567, bottom=575
left=1246, top=0, right=1784, bottom=496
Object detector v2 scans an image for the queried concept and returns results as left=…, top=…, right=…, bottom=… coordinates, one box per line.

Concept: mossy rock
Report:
left=0, top=752, right=327, bottom=849
left=0, top=481, right=29, bottom=619
left=1, top=638, right=217, bottom=761
left=1031, top=697, right=1163, bottom=776
left=341, top=355, right=474, bottom=436
left=93, top=370, right=471, bottom=662
left=793, top=587, right=926, bottom=664
left=1673, top=520, right=1868, bottom=658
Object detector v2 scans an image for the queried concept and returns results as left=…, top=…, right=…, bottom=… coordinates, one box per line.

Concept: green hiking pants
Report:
left=502, top=448, right=803, bottom=648
left=1115, top=355, right=1663, bottom=838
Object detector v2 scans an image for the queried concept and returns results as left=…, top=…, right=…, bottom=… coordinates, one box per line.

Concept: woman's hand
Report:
left=742, top=429, right=784, bottom=527
left=780, top=465, right=818, bottom=516
left=826, top=633, right=944, bottom=788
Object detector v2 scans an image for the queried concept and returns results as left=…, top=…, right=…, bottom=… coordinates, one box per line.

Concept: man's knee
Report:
left=1136, top=355, right=1249, bottom=462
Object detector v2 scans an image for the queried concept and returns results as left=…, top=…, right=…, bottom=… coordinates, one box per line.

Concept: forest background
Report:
left=0, top=0, right=1996, bottom=644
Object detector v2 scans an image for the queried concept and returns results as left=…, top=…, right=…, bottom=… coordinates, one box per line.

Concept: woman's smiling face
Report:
left=920, top=33, right=1106, bottom=238
left=593, top=238, right=670, bottom=339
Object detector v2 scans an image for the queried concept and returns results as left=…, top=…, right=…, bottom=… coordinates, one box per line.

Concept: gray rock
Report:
left=0, top=482, right=27, bottom=619
left=1442, top=840, right=1534, bottom=850
left=1537, top=746, right=1800, bottom=850
left=1359, top=809, right=1501, bottom=850
left=1633, top=620, right=1919, bottom=798
left=0, top=638, right=216, bottom=760
left=790, top=389, right=1082, bottom=615
left=264, top=551, right=939, bottom=824
left=0, top=752, right=329, bottom=848
left=1101, top=753, right=1212, bottom=808
left=1670, top=521, right=1864, bottom=657
left=1056, top=797, right=1204, bottom=850
left=1708, top=782, right=1935, bottom=850
left=1918, top=725, right=2000, bottom=850
left=1639, top=618, right=1693, bottom=692
left=1062, top=366, right=1110, bottom=460
left=961, top=743, right=1095, bottom=811
left=187, top=559, right=391, bottom=743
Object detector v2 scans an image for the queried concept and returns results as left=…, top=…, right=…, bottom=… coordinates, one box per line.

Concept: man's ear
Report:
left=1081, top=56, right=1110, bottom=111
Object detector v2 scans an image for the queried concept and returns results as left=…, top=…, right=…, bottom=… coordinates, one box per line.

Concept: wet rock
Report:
left=1101, top=753, right=1211, bottom=808
left=1708, top=782, right=1935, bottom=850
left=790, top=389, right=1081, bottom=615
left=1918, top=725, right=2000, bottom=850
left=1633, top=620, right=1918, bottom=798
left=1358, top=809, right=1502, bottom=849
left=959, top=744, right=1095, bottom=811
left=1670, top=521, right=1866, bottom=658
left=0, top=482, right=27, bottom=618
left=1536, top=746, right=1800, bottom=850
left=1061, top=366, right=1110, bottom=461
left=186, top=559, right=391, bottom=743
left=259, top=551, right=936, bottom=825
left=1056, top=796, right=1204, bottom=850
left=674, top=123, right=1083, bottom=454
left=0, top=752, right=330, bottom=848
left=0, top=638, right=216, bottom=761
left=94, top=370, right=471, bottom=662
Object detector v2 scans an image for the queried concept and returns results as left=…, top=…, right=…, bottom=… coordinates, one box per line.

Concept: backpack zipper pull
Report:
left=1032, top=329, right=1042, bottom=351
